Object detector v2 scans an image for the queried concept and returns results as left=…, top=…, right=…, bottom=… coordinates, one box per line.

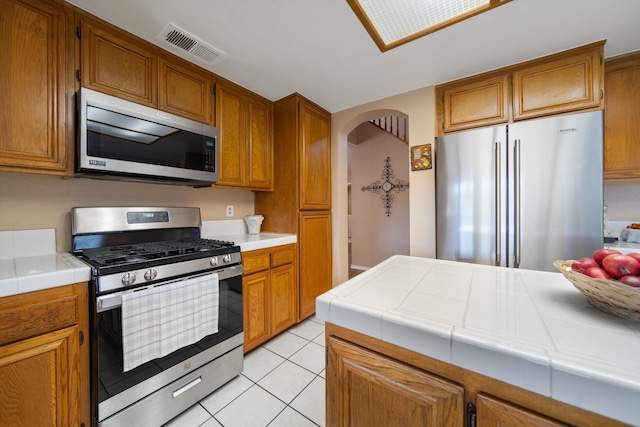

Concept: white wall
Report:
left=0, top=171, right=255, bottom=253
left=350, top=123, right=410, bottom=268
left=332, top=86, right=436, bottom=286
left=604, top=181, right=640, bottom=221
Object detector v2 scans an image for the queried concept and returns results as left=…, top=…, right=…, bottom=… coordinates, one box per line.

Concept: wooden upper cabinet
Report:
left=299, top=102, right=331, bottom=210
left=216, top=83, right=247, bottom=187
left=439, top=74, right=510, bottom=133
left=476, top=394, right=570, bottom=427
left=81, top=17, right=214, bottom=124
left=513, top=43, right=604, bottom=120
left=216, top=82, right=273, bottom=190
left=158, top=57, right=213, bottom=125
left=436, top=41, right=605, bottom=135
left=0, top=0, right=73, bottom=175
left=81, top=18, right=157, bottom=107
left=604, top=51, right=640, bottom=182
left=247, top=97, right=273, bottom=189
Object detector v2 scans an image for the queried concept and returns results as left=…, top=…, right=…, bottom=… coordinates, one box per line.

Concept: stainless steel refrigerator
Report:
left=435, top=110, right=603, bottom=272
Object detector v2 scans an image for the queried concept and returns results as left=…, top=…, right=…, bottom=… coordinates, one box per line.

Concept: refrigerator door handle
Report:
left=495, top=141, right=501, bottom=266
left=514, top=139, right=521, bottom=268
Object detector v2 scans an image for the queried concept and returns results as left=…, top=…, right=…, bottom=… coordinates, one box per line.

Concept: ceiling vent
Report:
left=158, top=23, right=226, bottom=64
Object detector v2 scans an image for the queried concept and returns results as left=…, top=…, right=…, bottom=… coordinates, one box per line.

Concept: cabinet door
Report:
left=477, top=394, right=569, bottom=427
left=216, top=84, right=246, bottom=187
left=243, top=271, right=270, bottom=352
left=81, top=18, right=157, bottom=106
left=440, top=75, right=510, bottom=133
left=327, top=336, right=464, bottom=427
left=512, top=45, right=603, bottom=120
left=158, top=57, right=212, bottom=124
left=0, top=326, right=80, bottom=426
left=246, top=96, right=273, bottom=190
left=604, top=52, right=640, bottom=182
left=270, top=263, right=298, bottom=335
left=299, top=102, right=331, bottom=210
left=299, top=211, right=332, bottom=319
left=0, top=0, right=72, bottom=174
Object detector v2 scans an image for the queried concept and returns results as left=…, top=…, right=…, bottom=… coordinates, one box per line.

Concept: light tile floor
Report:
left=164, top=316, right=326, bottom=427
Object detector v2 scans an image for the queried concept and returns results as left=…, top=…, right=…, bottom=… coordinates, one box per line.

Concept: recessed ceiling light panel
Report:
left=348, top=0, right=511, bottom=52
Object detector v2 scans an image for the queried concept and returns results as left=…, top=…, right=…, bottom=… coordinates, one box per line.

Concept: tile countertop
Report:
left=201, top=219, right=296, bottom=252
left=0, top=229, right=91, bottom=298
left=316, top=255, right=640, bottom=426
left=1, top=222, right=295, bottom=299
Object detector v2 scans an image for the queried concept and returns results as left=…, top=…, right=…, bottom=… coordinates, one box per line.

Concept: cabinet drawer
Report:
left=0, top=284, right=82, bottom=346
left=243, top=252, right=271, bottom=275
left=271, top=245, right=295, bottom=268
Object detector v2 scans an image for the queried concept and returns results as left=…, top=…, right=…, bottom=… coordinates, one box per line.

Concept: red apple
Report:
left=601, top=254, right=640, bottom=279
left=593, top=249, right=621, bottom=266
left=627, top=252, right=640, bottom=263
left=620, top=275, right=640, bottom=287
left=583, top=267, right=611, bottom=280
left=571, top=257, right=598, bottom=273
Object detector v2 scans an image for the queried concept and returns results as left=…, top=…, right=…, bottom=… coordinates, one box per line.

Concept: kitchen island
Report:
left=317, top=255, right=640, bottom=426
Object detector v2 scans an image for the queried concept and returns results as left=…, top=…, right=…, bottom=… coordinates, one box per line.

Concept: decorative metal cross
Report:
left=361, top=157, right=409, bottom=216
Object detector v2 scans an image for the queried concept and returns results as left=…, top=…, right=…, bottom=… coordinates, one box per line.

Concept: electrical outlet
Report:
left=226, top=205, right=234, bottom=217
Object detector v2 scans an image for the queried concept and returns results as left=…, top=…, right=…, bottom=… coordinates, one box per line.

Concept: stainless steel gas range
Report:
left=71, top=207, right=244, bottom=427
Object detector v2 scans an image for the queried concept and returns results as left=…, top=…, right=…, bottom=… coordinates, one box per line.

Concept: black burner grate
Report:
left=80, top=238, right=236, bottom=267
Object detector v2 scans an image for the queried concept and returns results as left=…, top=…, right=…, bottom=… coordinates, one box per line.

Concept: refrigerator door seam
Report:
left=495, top=141, right=502, bottom=266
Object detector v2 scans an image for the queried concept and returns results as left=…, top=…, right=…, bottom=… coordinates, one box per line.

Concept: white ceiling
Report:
left=66, top=0, right=640, bottom=113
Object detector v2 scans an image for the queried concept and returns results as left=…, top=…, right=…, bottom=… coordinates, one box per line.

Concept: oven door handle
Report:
left=96, top=265, right=243, bottom=312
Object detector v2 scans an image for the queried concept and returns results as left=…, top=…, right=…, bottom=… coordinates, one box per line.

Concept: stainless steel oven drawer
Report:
left=99, top=346, right=243, bottom=427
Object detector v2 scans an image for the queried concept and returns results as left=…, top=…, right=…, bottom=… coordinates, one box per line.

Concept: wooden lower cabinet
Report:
left=299, top=211, right=332, bottom=320
left=476, top=394, right=568, bottom=427
left=327, top=336, right=464, bottom=426
left=243, top=244, right=297, bottom=352
left=0, top=283, right=89, bottom=427
left=326, top=323, right=628, bottom=427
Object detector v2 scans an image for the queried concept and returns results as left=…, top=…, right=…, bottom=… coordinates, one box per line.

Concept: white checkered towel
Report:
left=121, top=273, right=219, bottom=372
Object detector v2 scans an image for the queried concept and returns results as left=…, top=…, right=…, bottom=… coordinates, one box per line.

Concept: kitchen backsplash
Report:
left=0, top=229, right=56, bottom=259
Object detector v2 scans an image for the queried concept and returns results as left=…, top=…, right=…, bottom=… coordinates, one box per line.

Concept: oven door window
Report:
left=96, top=274, right=242, bottom=404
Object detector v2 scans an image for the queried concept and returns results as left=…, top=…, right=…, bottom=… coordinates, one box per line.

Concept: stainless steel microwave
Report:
left=76, top=88, right=217, bottom=187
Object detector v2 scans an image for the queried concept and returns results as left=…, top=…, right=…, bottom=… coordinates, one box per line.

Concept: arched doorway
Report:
left=330, top=87, right=437, bottom=287
left=348, top=116, right=410, bottom=277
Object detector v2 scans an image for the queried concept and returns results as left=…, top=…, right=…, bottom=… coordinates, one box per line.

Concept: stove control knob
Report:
left=210, top=256, right=219, bottom=266
left=144, top=268, right=158, bottom=281
left=122, top=272, right=136, bottom=286
left=223, top=254, right=232, bottom=263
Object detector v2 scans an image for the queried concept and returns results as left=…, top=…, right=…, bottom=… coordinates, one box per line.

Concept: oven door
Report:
left=92, top=265, right=243, bottom=426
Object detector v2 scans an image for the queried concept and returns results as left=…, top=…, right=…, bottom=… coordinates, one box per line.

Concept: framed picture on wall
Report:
left=411, top=144, right=432, bottom=171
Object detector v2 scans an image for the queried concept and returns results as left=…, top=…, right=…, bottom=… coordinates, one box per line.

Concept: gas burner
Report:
left=80, top=238, right=237, bottom=268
